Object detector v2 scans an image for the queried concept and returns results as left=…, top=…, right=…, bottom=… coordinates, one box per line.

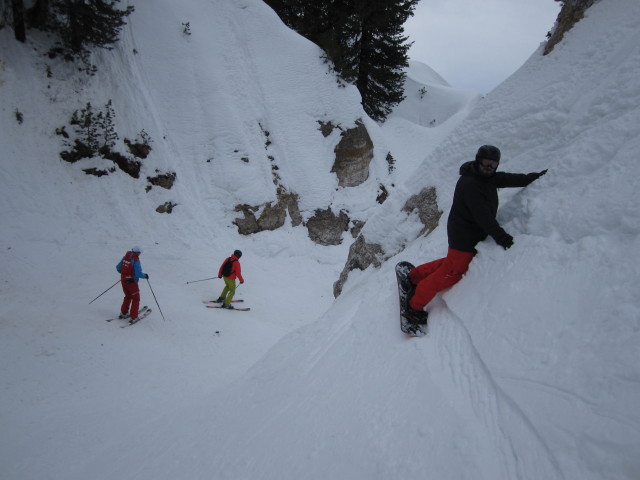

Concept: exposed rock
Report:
left=331, top=119, right=374, bottom=187
left=333, top=235, right=385, bottom=297
left=83, top=167, right=110, bottom=177
left=258, top=202, right=286, bottom=231
left=279, top=191, right=303, bottom=227
left=233, top=204, right=260, bottom=235
left=376, top=184, right=389, bottom=204
left=317, top=120, right=338, bottom=138
left=60, top=141, right=143, bottom=179
left=350, top=219, right=365, bottom=238
left=306, top=207, right=350, bottom=246
left=402, top=187, right=442, bottom=237
left=233, top=191, right=302, bottom=235
left=55, top=126, right=69, bottom=139
left=544, top=0, right=596, bottom=55
left=156, top=201, right=177, bottom=213
left=334, top=186, right=442, bottom=298
left=60, top=139, right=94, bottom=163
left=124, top=138, right=152, bottom=159
left=103, top=150, right=141, bottom=178
left=147, top=171, right=176, bottom=190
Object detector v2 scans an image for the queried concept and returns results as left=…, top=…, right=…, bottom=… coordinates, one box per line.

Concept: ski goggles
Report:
left=479, top=159, right=499, bottom=170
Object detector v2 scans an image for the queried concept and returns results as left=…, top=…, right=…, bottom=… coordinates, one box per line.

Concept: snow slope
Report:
left=1, top=0, right=639, bottom=479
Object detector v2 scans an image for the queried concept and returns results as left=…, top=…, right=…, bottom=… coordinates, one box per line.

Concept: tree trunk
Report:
left=12, top=0, right=26, bottom=42
left=27, top=0, right=50, bottom=29
left=68, top=0, right=84, bottom=53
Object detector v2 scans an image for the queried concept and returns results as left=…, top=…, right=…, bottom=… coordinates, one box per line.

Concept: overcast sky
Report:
left=404, top=0, right=561, bottom=93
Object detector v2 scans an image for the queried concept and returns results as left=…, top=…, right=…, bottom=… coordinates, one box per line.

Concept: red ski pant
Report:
left=408, top=247, right=475, bottom=311
left=120, top=280, right=141, bottom=319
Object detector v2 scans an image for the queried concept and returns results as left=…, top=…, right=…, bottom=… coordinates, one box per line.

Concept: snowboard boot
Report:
left=405, top=305, right=428, bottom=326
left=404, top=287, right=428, bottom=325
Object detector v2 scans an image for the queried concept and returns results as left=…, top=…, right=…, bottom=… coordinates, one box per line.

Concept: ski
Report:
left=202, top=299, right=244, bottom=304
left=106, top=306, right=148, bottom=322
left=120, top=307, right=152, bottom=327
left=206, top=305, right=251, bottom=311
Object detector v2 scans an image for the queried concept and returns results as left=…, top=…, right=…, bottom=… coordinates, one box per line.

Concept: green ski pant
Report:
left=219, top=277, right=237, bottom=305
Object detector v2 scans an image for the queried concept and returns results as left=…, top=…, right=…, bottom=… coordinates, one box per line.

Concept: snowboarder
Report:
left=406, top=145, right=547, bottom=324
left=116, top=246, right=149, bottom=322
left=215, top=250, right=244, bottom=309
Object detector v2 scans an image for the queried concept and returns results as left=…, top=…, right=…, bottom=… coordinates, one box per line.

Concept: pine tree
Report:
left=98, top=99, right=119, bottom=151
left=348, top=0, right=418, bottom=121
left=52, top=0, right=134, bottom=55
left=71, top=102, right=99, bottom=154
left=264, top=0, right=418, bottom=121
left=3, top=0, right=133, bottom=53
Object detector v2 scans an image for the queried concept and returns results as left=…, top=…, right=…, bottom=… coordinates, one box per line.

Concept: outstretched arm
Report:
left=495, top=169, right=547, bottom=188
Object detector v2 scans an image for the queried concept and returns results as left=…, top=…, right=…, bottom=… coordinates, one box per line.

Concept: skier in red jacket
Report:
left=214, top=250, right=244, bottom=309
left=116, top=246, right=149, bottom=321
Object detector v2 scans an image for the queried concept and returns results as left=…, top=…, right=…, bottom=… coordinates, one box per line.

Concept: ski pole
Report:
left=146, top=278, right=166, bottom=321
left=185, top=276, right=218, bottom=285
left=89, top=280, right=120, bottom=304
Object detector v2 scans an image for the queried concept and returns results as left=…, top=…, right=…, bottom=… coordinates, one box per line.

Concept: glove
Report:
left=144, top=274, right=149, bottom=279
left=495, top=233, right=514, bottom=250
left=240, top=281, right=244, bottom=284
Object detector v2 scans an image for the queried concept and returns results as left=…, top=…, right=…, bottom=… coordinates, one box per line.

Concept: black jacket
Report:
left=447, top=161, right=541, bottom=252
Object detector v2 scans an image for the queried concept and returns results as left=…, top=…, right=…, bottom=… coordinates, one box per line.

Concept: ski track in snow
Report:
left=426, top=300, right=564, bottom=480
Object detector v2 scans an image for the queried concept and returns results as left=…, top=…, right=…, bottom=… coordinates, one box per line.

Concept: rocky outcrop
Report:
left=306, top=208, right=350, bottom=246
left=156, top=201, right=177, bottom=213
left=233, top=191, right=302, bottom=235
left=333, top=186, right=442, bottom=297
left=124, top=138, right=152, bottom=159
left=333, top=235, right=385, bottom=297
left=234, top=118, right=376, bottom=245
left=317, top=120, right=338, bottom=138
left=147, top=171, right=176, bottom=190
left=331, top=120, right=374, bottom=187
left=103, top=150, right=141, bottom=178
left=544, top=0, right=596, bottom=55
left=402, top=187, right=442, bottom=237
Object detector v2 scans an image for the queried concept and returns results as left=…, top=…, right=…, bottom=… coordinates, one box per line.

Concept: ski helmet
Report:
left=475, top=145, right=501, bottom=163
left=234, top=249, right=242, bottom=258
left=132, top=246, right=143, bottom=253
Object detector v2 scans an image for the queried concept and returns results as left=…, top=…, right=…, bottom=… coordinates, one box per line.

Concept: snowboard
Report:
left=395, top=261, right=427, bottom=337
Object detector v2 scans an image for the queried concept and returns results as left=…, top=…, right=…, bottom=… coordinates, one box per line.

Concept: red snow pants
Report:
left=408, top=247, right=475, bottom=311
left=120, top=280, right=141, bottom=319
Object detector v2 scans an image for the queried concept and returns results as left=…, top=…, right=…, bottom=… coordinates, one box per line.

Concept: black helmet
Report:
left=233, top=249, right=242, bottom=258
left=475, top=145, right=501, bottom=162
